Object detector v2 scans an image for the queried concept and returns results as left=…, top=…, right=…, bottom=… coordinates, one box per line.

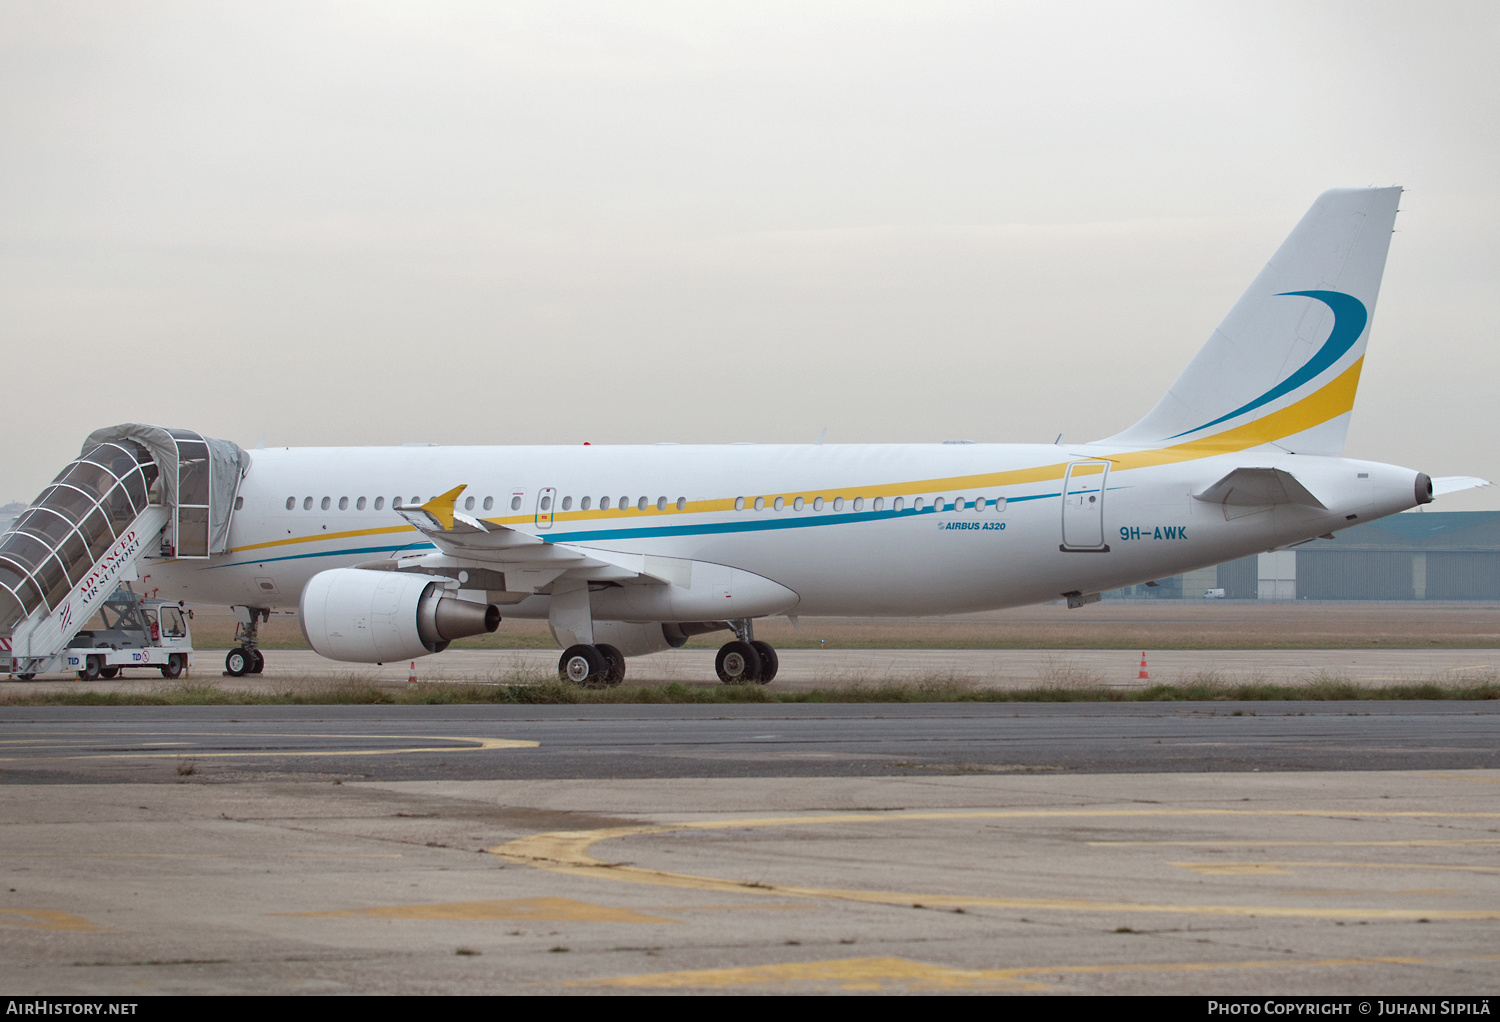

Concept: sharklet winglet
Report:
left=417, top=485, right=468, bottom=531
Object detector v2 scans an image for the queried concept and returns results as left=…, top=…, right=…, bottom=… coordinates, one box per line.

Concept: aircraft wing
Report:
left=389, top=485, right=681, bottom=589
left=394, top=485, right=551, bottom=556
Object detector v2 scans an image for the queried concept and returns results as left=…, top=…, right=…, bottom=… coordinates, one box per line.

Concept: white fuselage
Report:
left=136, top=441, right=1424, bottom=619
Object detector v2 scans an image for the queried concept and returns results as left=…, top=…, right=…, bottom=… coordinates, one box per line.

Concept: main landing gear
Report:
left=716, top=619, right=778, bottom=684
left=224, top=606, right=268, bottom=678
left=558, top=643, right=626, bottom=687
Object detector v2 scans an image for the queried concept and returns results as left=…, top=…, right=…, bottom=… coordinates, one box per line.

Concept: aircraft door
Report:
left=535, top=488, right=556, bottom=530
left=1060, top=460, right=1110, bottom=552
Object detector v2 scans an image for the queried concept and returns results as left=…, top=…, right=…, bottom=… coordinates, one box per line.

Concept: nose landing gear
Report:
left=225, top=607, right=268, bottom=677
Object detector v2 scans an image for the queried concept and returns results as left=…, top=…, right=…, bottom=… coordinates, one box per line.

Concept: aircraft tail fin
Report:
left=1104, top=186, right=1402, bottom=456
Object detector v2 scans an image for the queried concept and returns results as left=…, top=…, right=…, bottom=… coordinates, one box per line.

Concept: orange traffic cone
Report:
left=408, top=661, right=417, bottom=686
left=1137, top=652, right=1150, bottom=680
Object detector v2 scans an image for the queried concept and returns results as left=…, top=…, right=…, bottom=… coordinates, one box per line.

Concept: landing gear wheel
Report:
left=749, top=641, right=778, bottom=684
left=160, top=654, right=184, bottom=680
left=225, top=648, right=250, bottom=677
left=249, top=649, right=265, bottom=674
left=558, top=644, right=608, bottom=686
left=99, top=667, right=120, bottom=680
left=15, top=673, right=35, bottom=681
left=595, top=643, right=626, bottom=687
left=716, top=640, right=763, bottom=684
left=77, top=655, right=102, bottom=682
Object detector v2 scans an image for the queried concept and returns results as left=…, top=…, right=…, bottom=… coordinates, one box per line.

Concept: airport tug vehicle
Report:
left=58, top=586, right=194, bottom=681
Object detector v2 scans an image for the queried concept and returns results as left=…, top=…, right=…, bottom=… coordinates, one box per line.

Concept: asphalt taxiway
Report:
left=1, top=666, right=1496, bottom=994
left=0, top=767, right=1496, bottom=995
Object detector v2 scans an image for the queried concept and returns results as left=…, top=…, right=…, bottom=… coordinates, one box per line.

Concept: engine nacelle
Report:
left=300, top=568, right=500, bottom=663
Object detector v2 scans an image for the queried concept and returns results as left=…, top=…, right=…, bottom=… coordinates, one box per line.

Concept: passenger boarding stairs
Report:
left=0, top=426, right=246, bottom=677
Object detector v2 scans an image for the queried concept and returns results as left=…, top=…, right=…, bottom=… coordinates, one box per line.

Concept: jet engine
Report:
left=300, top=568, right=500, bottom=663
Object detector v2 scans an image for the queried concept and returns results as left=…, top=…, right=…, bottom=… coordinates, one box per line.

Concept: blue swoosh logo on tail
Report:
left=1169, top=289, right=1367, bottom=440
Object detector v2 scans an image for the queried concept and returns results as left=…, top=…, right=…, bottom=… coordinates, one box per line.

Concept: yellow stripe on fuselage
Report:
left=229, top=359, right=1362, bottom=554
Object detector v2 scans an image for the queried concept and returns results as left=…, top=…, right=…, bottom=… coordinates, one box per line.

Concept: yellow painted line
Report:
left=489, top=808, right=1500, bottom=921
left=1095, top=840, right=1500, bottom=847
left=0, top=852, right=403, bottom=859
left=0, top=910, right=104, bottom=932
left=230, top=523, right=415, bottom=555
left=0, top=734, right=537, bottom=761
left=657, top=904, right=816, bottom=912
left=1424, top=773, right=1500, bottom=784
left=1171, top=861, right=1500, bottom=876
left=570, top=956, right=1054, bottom=991
left=277, top=897, right=676, bottom=924
left=571, top=952, right=1434, bottom=991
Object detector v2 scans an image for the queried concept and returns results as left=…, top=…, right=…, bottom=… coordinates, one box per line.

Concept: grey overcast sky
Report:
left=3, top=1, right=1498, bottom=507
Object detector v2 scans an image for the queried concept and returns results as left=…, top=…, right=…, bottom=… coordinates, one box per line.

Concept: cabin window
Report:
left=562, top=496, right=573, bottom=511
left=234, top=496, right=244, bottom=511
left=619, top=496, right=629, bottom=510
left=874, top=497, right=885, bottom=511
left=393, top=497, right=403, bottom=508
left=540, top=495, right=552, bottom=511
left=637, top=497, right=648, bottom=511
left=993, top=496, right=1006, bottom=512
left=793, top=497, right=804, bottom=511
left=483, top=496, right=493, bottom=511
left=853, top=497, right=864, bottom=511
left=600, top=496, right=611, bottom=510
left=303, top=497, right=313, bottom=510
left=914, top=497, right=925, bottom=511
left=464, top=496, right=475, bottom=511
left=656, top=496, right=667, bottom=511
left=894, top=497, right=905, bottom=511
left=753, top=497, right=765, bottom=511
left=285, top=497, right=295, bottom=511
left=735, top=497, right=745, bottom=511
left=374, top=497, right=385, bottom=510
left=833, top=497, right=844, bottom=511
left=510, top=496, right=521, bottom=511
left=580, top=496, right=591, bottom=510
left=812, top=497, right=824, bottom=511
left=357, top=497, right=367, bottom=510
left=676, top=497, right=686, bottom=510
left=412, top=496, right=421, bottom=506
left=773, top=497, right=785, bottom=511
left=337, top=497, right=347, bottom=510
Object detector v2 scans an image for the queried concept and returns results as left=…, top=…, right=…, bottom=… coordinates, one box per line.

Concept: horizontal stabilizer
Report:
left=1194, top=467, right=1326, bottom=509
left=1432, top=476, right=1492, bottom=497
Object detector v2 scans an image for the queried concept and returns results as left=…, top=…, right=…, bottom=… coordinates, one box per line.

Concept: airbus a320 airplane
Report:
left=0, top=187, right=1486, bottom=684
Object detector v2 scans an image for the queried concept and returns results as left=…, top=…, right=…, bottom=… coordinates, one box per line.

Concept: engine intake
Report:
left=300, top=568, right=500, bottom=663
